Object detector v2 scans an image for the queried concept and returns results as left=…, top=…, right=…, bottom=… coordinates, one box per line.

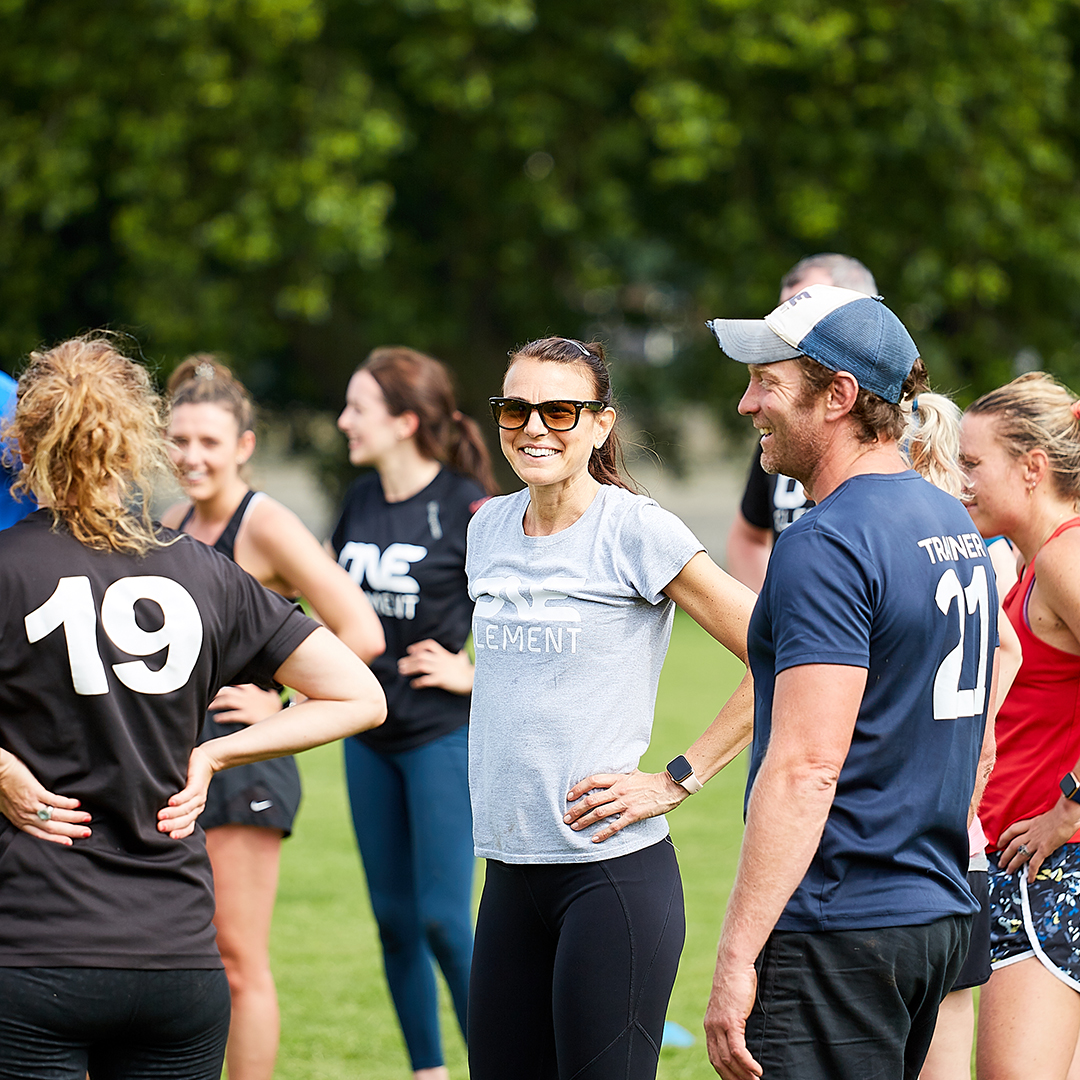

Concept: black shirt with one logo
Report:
left=332, top=468, right=487, bottom=754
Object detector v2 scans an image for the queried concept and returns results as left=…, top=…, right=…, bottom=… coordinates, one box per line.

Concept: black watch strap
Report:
left=1062, top=771, right=1080, bottom=802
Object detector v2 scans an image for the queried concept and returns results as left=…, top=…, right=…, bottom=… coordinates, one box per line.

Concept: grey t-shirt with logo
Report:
left=466, top=484, right=704, bottom=864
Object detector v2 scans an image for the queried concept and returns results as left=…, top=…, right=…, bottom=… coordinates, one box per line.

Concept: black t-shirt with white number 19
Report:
left=0, top=510, right=318, bottom=968
left=332, top=467, right=487, bottom=754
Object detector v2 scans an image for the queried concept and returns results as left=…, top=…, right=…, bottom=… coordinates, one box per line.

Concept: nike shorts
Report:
left=197, top=713, right=301, bottom=836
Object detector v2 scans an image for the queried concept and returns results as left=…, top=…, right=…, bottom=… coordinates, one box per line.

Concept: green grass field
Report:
left=272, top=608, right=748, bottom=1080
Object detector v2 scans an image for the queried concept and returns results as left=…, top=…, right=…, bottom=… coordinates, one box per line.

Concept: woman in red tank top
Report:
left=960, top=372, right=1080, bottom=1080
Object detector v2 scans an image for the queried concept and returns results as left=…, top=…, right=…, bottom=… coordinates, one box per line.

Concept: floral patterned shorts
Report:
left=988, top=842, right=1080, bottom=990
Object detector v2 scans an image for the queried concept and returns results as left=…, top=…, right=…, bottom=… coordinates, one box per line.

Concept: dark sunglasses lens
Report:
left=494, top=401, right=530, bottom=428
left=539, top=402, right=578, bottom=429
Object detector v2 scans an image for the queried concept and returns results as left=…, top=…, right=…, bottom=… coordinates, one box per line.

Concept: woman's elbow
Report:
left=350, top=620, right=386, bottom=665
left=352, top=676, right=388, bottom=733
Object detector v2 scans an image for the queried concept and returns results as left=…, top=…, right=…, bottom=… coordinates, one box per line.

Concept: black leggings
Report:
left=0, top=967, right=230, bottom=1080
left=469, top=837, right=685, bottom=1080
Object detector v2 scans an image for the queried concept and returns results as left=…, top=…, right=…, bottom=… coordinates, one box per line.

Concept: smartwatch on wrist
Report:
left=666, top=755, right=704, bottom=795
left=1061, top=771, right=1080, bottom=803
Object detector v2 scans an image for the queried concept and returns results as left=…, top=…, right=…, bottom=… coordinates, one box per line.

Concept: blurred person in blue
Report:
left=705, top=286, right=999, bottom=1080
left=0, top=369, right=35, bottom=528
left=725, top=254, right=877, bottom=590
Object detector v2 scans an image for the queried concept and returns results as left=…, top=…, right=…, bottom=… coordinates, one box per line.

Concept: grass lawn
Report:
left=272, top=608, right=748, bottom=1080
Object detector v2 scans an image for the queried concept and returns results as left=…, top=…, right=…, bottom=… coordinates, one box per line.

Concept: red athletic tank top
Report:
left=981, top=518, right=1080, bottom=850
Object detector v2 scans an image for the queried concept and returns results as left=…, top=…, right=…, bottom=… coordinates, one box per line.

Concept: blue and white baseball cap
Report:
left=707, top=284, right=920, bottom=404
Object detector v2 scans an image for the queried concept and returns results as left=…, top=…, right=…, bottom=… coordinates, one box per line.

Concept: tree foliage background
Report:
left=3, top=0, right=1080, bottom=467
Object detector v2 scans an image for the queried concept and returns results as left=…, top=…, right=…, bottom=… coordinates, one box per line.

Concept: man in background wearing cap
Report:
left=703, top=285, right=998, bottom=1079
left=726, top=254, right=878, bottom=591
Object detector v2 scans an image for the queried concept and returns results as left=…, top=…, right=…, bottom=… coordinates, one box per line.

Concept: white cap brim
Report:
left=706, top=319, right=804, bottom=364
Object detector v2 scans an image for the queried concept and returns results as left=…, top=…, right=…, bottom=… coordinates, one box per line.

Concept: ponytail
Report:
left=10, top=333, right=174, bottom=554
left=361, top=346, right=499, bottom=496
left=903, top=392, right=964, bottom=498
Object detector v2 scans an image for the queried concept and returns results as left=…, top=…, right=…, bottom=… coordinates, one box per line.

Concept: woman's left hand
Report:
left=397, top=640, right=475, bottom=694
left=157, top=745, right=215, bottom=840
left=563, top=769, right=689, bottom=843
left=999, top=798, right=1080, bottom=881
left=0, top=749, right=92, bottom=845
left=208, top=683, right=284, bottom=725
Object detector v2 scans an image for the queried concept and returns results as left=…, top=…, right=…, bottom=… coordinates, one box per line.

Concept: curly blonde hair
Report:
left=8, top=334, right=175, bottom=554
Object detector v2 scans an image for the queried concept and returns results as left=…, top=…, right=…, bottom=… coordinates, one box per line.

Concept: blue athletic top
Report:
left=0, top=372, right=34, bottom=530
left=747, top=470, right=997, bottom=932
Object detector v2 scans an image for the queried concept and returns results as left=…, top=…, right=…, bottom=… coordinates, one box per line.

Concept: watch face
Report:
left=667, top=755, right=693, bottom=783
left=1062, top=773, right=1080, bottom=799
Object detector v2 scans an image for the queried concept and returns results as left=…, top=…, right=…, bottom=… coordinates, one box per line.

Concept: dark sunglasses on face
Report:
left=489, top=397, right=606, bottom=432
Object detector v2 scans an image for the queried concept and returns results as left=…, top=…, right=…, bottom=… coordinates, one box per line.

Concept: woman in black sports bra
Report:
left=161, top=355, right=384, bottom=1080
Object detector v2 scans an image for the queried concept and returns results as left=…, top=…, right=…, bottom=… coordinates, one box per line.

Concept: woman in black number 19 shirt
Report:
left=0, top=334, right=385, bottom=1080
left=333, top=346, right=497, bottom=1080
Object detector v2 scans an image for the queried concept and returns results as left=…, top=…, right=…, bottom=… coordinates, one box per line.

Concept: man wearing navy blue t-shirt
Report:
left=704, top=286, right=999, bottom=1079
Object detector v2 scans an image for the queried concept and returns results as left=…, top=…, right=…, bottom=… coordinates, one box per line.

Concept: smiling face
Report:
left=337, top=369, right=410, bottom=468
left=737, top=360, right=827, bottom=480
left=168, top=401, right=253, bottom=502
left=959, top=411, right=1028, bottom=537
left=499, top=357, right=615, bottom=491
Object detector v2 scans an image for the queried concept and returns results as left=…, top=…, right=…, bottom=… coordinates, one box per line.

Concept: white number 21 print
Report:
left=25, top=576, right=203, bottom=695
left=933, top=564, right=991, bottom=720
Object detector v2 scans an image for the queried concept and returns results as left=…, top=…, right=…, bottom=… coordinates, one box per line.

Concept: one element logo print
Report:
left=337, top=542, right=429, bottom=620
left=473, top=575, right=586, bottom=654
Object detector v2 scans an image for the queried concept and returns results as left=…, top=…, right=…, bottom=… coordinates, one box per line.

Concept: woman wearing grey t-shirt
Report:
left=466, top=336, right=755, bottom=1080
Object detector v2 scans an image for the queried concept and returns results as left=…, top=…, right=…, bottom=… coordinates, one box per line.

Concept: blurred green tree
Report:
left=2, top=0, right=1079, bottom=447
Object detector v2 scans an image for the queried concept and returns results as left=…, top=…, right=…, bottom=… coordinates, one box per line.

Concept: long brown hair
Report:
left=505, top=337, right=634, bottom=491
left=10, top=334, right=174, bottom=554
left=361, top=346, right=498, bottom=495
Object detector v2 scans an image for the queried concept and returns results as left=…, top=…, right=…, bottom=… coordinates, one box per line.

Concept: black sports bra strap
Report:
left=213, top=490, right=258, bottom=562
left=178, top=504, right=196, bottom=532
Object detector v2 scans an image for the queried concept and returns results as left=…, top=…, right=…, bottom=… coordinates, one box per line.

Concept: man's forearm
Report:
left=715, top=757, right=838, bottom=969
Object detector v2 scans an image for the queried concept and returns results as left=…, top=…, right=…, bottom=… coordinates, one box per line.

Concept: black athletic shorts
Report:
left=745, top=914, right=971, bottom=1080
left=198, top=713, right=301, bottom=835
left=950, top=869, right=991, bottom=991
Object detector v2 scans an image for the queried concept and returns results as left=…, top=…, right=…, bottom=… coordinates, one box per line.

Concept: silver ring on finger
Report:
left=36, top=805, right=53, bottom=822
left=1017, top=843, right=1031, bottom=858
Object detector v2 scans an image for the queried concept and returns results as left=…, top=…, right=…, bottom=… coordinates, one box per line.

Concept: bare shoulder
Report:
left=1033, top=526, right=1080, bottom=623
left=1037, top=525, right=1080, bottom=581
left=244, top=496, right=320, bottom=552
left=159, top=501, right=191, bottom=529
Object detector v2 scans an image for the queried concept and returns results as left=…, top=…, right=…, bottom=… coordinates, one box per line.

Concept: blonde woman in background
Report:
left=960, top=374, right=1080, bottom=1080
left=161, top=356, right=384, bottom=1080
